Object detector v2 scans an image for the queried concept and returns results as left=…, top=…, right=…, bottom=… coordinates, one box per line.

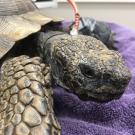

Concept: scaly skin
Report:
left=0, top=55, right=60, bottom=135
left=37, top=31, right=131, bottom=102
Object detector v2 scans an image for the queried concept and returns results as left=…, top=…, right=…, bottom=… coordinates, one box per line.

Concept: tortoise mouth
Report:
left=78, top=91, right=124, bottom=102
left=77, top=85, right=125, bottom=102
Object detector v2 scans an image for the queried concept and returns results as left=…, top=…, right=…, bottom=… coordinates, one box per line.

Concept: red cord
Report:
left=67, top=0, right=78, bottom=13
left=67, top=0, right=80, bottom=30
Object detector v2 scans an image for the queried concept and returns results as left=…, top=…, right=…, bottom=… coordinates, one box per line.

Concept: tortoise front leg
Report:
left=0, top=55, right=61, bottom=135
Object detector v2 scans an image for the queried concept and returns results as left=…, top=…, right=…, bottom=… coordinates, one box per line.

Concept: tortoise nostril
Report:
left=79, top=64, right=95, bottom=78
left=118, top=75, right=131, bottom=88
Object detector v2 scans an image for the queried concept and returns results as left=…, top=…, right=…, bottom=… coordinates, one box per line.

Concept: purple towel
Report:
left=53, top=23, right=135, bottom=135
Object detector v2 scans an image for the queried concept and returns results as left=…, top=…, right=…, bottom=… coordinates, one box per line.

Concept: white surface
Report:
left=58, top=0, right=135, bottom=3
left=33, top=0, right=57, bottom=8
left=36, top=2, right=57, bottom=8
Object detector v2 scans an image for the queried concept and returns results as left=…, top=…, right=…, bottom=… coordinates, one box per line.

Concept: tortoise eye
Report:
left=79, top=64, right=95, bottom=78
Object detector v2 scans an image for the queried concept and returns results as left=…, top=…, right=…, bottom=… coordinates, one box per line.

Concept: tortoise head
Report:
left=39, top=32, right=131, bottom=102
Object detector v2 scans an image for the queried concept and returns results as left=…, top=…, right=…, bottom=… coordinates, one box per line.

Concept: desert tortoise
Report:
left=0, top=0, right=131, bottom=135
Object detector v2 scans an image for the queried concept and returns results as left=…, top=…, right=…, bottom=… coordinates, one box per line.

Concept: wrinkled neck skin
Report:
left=37, top=31, right=131, bottom=102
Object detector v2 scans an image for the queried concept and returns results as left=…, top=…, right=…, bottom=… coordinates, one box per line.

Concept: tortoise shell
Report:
left=0, top=0, right=57, bottom=59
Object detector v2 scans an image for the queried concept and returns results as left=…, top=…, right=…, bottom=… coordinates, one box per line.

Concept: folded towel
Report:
left=53, top=22, right=135, bottom=135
